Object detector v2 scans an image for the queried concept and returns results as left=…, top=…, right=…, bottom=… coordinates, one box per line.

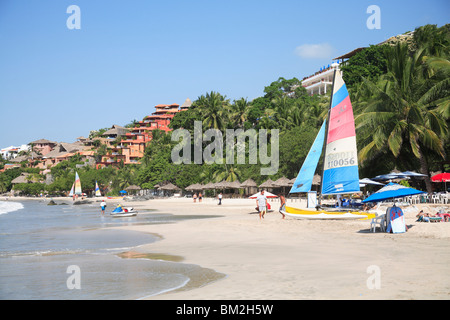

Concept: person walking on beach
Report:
left=218, top=193, right=223, bottom=205
left=279, top=193, right=286, bottom=219
left=198, top=192, right=202, bottom=203
left=193, top=193, right=197, bottom=203
left=256, top=190, right=268, bottom=220
left=100, top=200, right=107, bottom=215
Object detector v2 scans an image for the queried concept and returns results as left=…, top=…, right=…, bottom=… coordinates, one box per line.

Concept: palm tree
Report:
left=211, top=164, right=241, bottom=182
left=195, top=92, right=230, bottom=131
left=229, top=98, right=249, bottom=128
left=356, top=43, right=449, bottom=193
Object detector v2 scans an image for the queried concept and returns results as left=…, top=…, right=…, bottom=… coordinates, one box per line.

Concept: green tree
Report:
left=340, top=45, right=389, bottom=88
left=356, top=43, right=449, bottom=193
left=194, top=91, right=230, bottom=130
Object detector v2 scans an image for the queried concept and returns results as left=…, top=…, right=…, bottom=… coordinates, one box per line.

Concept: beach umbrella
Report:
left=362, top=182, right=426, bottom=203
left=372, top=171, right=410, bottom=181
left=249, top=191, right=278, bottom=199
left=431, top=173, right=450, bottom=191
left=359, top=178, right=385, bottom=187
left=431, top=172, right=450, bottom=182
left=400, top=171, right=428, bottom=178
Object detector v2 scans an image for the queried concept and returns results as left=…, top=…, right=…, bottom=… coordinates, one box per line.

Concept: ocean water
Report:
left=0, top=199, right=224, bottom=300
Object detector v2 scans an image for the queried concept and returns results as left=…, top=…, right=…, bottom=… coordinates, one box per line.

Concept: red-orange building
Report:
left=98, top=99, right=191, bottom=167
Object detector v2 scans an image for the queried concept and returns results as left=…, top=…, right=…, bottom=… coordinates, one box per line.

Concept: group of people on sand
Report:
left=416, top=210, right=450, bottom=222
left=193, top=192, right=203, bottom=203
left=211, top=189, right=287, bottom=220
left=255, top=190, right=286, bottom=220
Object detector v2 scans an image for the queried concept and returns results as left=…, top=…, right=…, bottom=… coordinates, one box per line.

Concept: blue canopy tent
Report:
left=363, top=182, right=426, bottom=203
left=119, top=190, right=127, bottom=194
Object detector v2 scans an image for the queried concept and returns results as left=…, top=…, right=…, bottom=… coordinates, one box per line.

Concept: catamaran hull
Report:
left=282, top=206, right=375, bottom=220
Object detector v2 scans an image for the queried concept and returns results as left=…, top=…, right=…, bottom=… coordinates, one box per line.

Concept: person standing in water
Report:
left=100, top=200, right=107, bottom=215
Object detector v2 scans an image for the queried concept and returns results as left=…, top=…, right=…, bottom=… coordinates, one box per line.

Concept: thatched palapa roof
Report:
left=160, top=182, right=180, bottom=191
left=103, top=125, right=129, bottom=137
left=240, top=178, right=257, bottom=188
left=259, top=178, right=276, bottom=188
left=185, top=183, right=204, bottom=191
left=274, top=177, right=292, bottom=187
left=125, top=185, right=141, bottom=190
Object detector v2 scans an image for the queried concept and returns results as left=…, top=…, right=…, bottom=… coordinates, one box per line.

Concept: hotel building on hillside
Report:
left=97, top=98, right=191, bottom=168
left=301, top=47, right=366, bottom=96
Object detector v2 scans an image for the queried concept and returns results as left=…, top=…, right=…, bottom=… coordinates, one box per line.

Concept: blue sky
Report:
left=0, top=0, right=448, bottom=148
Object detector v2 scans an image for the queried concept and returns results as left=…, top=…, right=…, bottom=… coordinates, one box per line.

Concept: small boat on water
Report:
left=110, top=205, right=138, bottom=217
left=70, top=172, right=92, bottom=205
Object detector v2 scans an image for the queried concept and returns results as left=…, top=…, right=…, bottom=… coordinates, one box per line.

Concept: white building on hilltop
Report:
left=0, top=145, right=30, bottom=160
left=301, top=63, right=340, bottom=96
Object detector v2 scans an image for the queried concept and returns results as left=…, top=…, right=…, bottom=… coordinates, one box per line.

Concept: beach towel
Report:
left=386, top=206, right=406, bottom=233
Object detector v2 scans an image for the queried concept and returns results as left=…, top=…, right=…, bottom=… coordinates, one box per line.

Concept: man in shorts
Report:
left=256, top=190, right=268, bottom=220
left=279, top=193, right=286, bottom=219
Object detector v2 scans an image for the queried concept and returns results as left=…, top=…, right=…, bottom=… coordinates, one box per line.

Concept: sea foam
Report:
left=0, top=201, right=24, bottom=215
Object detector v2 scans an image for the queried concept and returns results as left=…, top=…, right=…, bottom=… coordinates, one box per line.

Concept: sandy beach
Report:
left=96, top=196, right=450, bottom=300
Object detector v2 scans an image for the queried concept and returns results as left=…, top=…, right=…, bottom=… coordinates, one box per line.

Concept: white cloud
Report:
left=294, top=43, right=334, bottom=59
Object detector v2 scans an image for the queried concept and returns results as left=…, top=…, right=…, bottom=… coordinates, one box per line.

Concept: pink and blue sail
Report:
left=321, top=69, right=360, bottom=195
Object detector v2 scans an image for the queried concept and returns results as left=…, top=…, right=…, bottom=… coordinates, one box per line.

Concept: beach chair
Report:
left=370, top=214, right=386, bottom=232
left=432, top=194, right=439, bottom=204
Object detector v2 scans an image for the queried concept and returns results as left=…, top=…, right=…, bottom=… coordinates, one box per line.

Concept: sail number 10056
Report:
left=326, top=152, right=356, bottom=169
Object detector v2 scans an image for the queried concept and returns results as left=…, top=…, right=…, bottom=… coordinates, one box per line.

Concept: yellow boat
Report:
left=283, top=206, right=376, bottom=220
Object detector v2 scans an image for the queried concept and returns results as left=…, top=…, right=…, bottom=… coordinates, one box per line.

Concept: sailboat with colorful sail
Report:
left=282, top=68, right=375, bottom=220
left=72, top=172, right=90, bottom=204
left=95, top=181, right=102, bottom=197
left=69, top=183, right=75, bottom=197
left=74, top=172, right=82, bottom=195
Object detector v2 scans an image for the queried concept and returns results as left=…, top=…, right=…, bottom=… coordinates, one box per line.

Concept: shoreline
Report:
left=4, top=196, right=450, bottom=299
left=1, top=196, right=228, bottom=299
